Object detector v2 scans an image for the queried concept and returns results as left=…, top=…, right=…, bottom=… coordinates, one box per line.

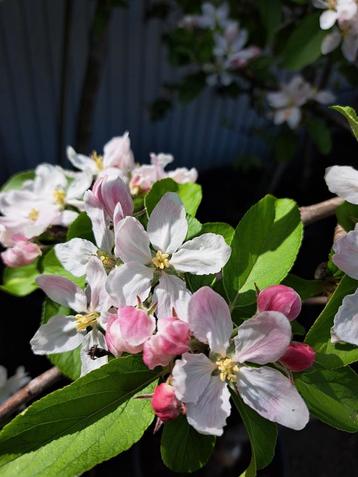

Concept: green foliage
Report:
left=283, top=273, right=324, bottom=299
left=200, top=222, right=235, bottom=245
left=223, top=195, right=303, bottom=307
left=295, top=365, right=358, bottom=432
left=332, top=105, right=358, bottom=141
left=41, top=248, right=85, bottom=287
left=165, top=28, right=214, bottom=66
left=336, top=201, right=358, bottom=231
left=145, top=178, right=202, bottom=217
left=257, top=0, right=282, bottom=43
left=186, top=216, right=203, bottom=240
left=306, top=117, right=332, bottom=155
left=41, top=299, right=81, bottom=380
left=66, top=212, right=95, bottom=242
left=280, top=14, right=326, bottom=70
left=0, top=170, right=34, bottom=192
left=305, top=275, right=358, bottom=368
left=161, top=415, right=216, bottom=472
left=231, top=391, right=277, bottom=477
left=0, top=356, right=159, bottom=477
left=0, top=261, right=39, bottom=296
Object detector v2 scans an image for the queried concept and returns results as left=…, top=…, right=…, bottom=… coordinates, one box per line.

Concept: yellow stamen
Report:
left=152, top=250, right=170, bottom=270
left=91, top=151, right=104, bottom=171
left=53, top=188, right=66, bottom=207
left=28, top=208, right=39, bottom=221
left=216, top=357, right=239, bottom=383
left=98, top=251, right=116, bottom=271
left=75, top=312, right=100, bottom=332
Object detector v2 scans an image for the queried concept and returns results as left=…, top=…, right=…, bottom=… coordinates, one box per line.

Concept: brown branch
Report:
left=0, top=367, right=63, bottom=423
left=300, top=197, right=344, bottom=225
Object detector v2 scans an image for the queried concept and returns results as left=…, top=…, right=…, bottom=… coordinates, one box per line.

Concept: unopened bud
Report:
left=1, top=237, right=42, bottom=268
left=151, top=383, right=182, bottom=422
left=279, top=342, right=316, bottom=372
left=258, top=285, right=302, bottom=321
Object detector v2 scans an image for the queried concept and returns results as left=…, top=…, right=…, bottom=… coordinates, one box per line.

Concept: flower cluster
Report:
left=0, top=133, right=197, bottom=269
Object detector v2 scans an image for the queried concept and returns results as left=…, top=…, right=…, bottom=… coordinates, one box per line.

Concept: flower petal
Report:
left=186, top=376, right=231, bottom=436
left=153, top=273, right=191, bottom=321
left=331, top=289, right=358, bottom=346
left=188, top=287, right=232, bottom=354
left=66, top=171, right=93, bottom=200
left=172, top=352, right=216, bottom=404
left=332, top=225, right=358, bottom=279
left=86, top=256, right=112, bottom=312
left=320, top=9, right=338, bottom=29
left=234, top=311, right=291, bottom=365
left=66, top=147, right=97, bottom=174
left=55, top=238, right=98, bottom=277
left=80, top=329, right=108, bottom=376
left=321, top=29, right=341, bottom=54
left=36, top=275, right=87, bottom=312
left=30, top=315, right=83, bottom=354
left=170, top=233, right=231, bottom=275
left=106, top=262, right=153, bottom=306
left=117, top=306, right=155, bottom=346
left=236, top=366, right=309, bottom=431
left=325, top=165, right=358, bottom=204
left=84, top=190, right=114, bottom=251
left=147, top=192, right=187, bottom=253
left=114, top=216, right=152, bottom=264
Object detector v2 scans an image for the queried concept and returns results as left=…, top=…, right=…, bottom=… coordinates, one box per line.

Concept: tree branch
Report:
left=0, top=367, right=63, bottom=423
left=300, top=197, right=343, bottom=225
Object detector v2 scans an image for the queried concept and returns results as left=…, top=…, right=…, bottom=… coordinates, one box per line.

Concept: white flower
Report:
left=30, top=257, right=113, bottom=376
left=0, top=366, right=30, bottom=403
left=325, top=165, right=358, bottom=204
left=331, top=288, right=358, bottom=345
left=172, top=287, right=309, bottom=436
left=321, top=12, right=358, bottom=61
left=313, top=0, right=357, bottom=30
left=106, top=192, right=231, bottom=316
left=197, top=3, right=231, bottom=30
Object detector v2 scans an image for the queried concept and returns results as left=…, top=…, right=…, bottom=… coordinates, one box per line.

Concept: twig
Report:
left=0, top=367, right=63, bottom=422
left=300, top=197, right=344, bottom=225
left=303, top=296, right=328, bottom=306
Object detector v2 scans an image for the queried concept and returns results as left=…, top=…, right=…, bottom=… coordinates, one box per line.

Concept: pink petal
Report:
left=36, top=275, right=87, bottom=313
left=117, top=306, right=155, bottom=346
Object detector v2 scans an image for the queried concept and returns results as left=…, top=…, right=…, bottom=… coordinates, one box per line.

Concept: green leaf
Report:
left=42, top=248, right=85, bottom=287
left=295, top=365, right=358, bottom=432
left=0, top=262, right=39, bottom=296
left=186, top=215, right=203, bottom=240
left=282, top=273, right=324, bottom=299
left=274, top=130, right=297, bottom=163
left=280, top=14, right=326, bottom=70
left=66, top=212, right=95, bottom=242
left=336, top=201, right=358, bottom=231
left=0, top=356, right=159, bottom=477
left=145, top=178, right=202, bottom=217
left=331, top=105, right=358, bottom=140
left=306, top=117, right=332, bottom=155
left=41, top=299, right=81, bottom=380
left=161, top=415, right=215, bottom=472
left=305, top=275, right=358, bottom=368
left=257, top=0, right=282, bottom=43
left=200, top=222, right=235, bottom=245
left=223, top=195, right=303, bottom=307
left=1, top=170, right=34, bottom=192
left=231, top=391, right=277, bottom=476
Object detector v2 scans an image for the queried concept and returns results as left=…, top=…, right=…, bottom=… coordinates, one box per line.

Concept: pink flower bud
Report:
left=117, top=306, right=155, bottom=347
left=143, top=317, right=190, bottom=369
left=105, top=313, right=143, bottom=356
left=279, top=342, right=316, bottom=372
left=91, top=173, right=133, bottom=220
left=1, top=236, right=42, bottom=268
left=257, top=285, right=302, bottom=321
left=151, top=383, right=182, bottom=422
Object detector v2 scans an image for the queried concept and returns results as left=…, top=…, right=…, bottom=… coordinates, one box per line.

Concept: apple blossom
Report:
left=257, top=284, right=302, bottom=321
left=30, top=257, right=113, bottom=376
left=151, top=383, right=184, bottom=422
left=325, top=165, right=358, bottom=204
left=331, top=288, right=358, bottom=346
left=279, top=342, right=316, bottom=372
left=1, top=235, right=42, bottom=268
left=313, top=0, right=357, bottom=30
left=0, top=365, right=30, bottom=404
left=172, top=287, right=309, bottom=436
left=194, top=2, right=231, bottom=30
left=321, top=12, right=358, bottom=61
left=106, top=192, right=231, bottom=308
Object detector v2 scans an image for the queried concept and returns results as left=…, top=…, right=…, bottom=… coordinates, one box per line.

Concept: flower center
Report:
left=328, top=0, right=336, bottom=10
left=91, top=151, right=104, bottom=171
left=152, top=250, right=170, bottom=270
left=53, top=188, right=66, bottom=207
left=216, top=357, right=239, bottom=383
left=28, top=208, right=39, bottom=221
left=75, top=312, right=100, bottom=332
left=97, top=251, right=116, bottom=271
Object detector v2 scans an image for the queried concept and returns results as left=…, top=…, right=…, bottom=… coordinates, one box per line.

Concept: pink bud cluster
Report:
left=1, top=235, right=42, bottom=268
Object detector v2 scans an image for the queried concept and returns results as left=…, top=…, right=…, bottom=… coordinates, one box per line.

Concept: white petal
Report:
left=287, top=107, right=301, bottom=129
left=314, top=90, right=335, bottom=104
left=106, top=262, right=153, bottom=306
left=30, top=315, right=83, bottom=354
left=333, top=225, right=358, bottom=279
left=55, top=238, right=98, bottom=277
left=188, top=287, right=233, bottom=354
left=331, top=289, right=358, bottom=346
left=67, top=147, right=97, bottom=174
left=172, top=352, right=216, bottom=403
left=86, top=256, right=112, bottom=312
left=36, top=275, right=87, bottom=312
left=171, top=233, right=231, bottom=275
left=147, top=192, right=187, bottom=253
left=234, top=311, right=292, bottom=365
left=267, top=92, right=289, bottom=109
left=84, top=190, right=114, bottom=251
left=321, top=29, right=341, bottom=54
left=80, top=329, right=108, bottom=376
left=237, top=366, right=309, bottom=430
left=153, top=273, right=191, bottom=321
left=320, top=10, right=338, bottom=29
left=342, top=31, right=358, bottom=62
left=325, top=165, right=358, bottom=204
left=66, top=171, right=93, bottom=200
left=186, top=376, right=231, bottom=436
left=114, top=216, right=152, bottom=264
left=56, top=210, right=79, bottom=227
